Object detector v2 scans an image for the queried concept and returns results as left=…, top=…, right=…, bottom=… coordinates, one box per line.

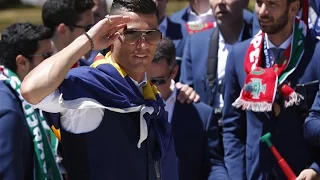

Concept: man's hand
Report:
left=87, top=15, right=131, bottom=51
left=296, top=169, right=320, bottom=180
left=176, top=82, right=200, bottom=104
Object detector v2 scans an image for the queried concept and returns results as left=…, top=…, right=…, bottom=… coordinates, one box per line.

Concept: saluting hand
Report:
left=87, top=15, right=132, bottom=51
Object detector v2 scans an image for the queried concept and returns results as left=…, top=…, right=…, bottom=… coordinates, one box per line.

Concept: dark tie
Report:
left=269, top=48, right=284, bottom=65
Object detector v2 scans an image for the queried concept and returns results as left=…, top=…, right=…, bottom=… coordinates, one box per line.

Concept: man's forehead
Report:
left=36, top=39, right=53, bottom=52
left=120, top=11, right=159, bottom=29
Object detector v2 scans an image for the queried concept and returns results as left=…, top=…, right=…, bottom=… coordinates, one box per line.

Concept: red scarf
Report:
left=232, top=18, right=306, bottom=112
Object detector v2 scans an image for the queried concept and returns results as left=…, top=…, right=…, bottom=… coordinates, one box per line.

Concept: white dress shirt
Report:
left=164, top=80, right=177, bottom=124
left=213, top=25, right=245, bottom=109
left=187, top=7, right=215, bottom=23
left=265, top=33, right=292, bottom=50
left=33, top=73, right=148, bottom=134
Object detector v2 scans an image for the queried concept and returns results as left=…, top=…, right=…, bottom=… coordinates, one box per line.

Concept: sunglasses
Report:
left=29, top=52, right=53, bottom=59
left=150, top=67, right=174, bottom=85
left=122, top=29, right=162, bottom=45
left=72, top=24, right=94, bottom=32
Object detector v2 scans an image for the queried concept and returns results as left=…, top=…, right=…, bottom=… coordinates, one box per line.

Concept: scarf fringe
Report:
left=284, top=92, right=304, bottom=108
left=232, top=98, right=273, bottom=112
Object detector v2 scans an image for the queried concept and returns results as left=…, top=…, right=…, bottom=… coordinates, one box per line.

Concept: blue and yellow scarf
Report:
left=48, top=52, right=171, bottom=160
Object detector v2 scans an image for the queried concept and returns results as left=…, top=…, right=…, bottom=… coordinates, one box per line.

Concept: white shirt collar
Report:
left=165, top=79, right=177, bottom=103
left=159, top=16, right=168, bottom=36
left=187, top=7, right=215, bottom=23
left=265, top=34, right=292, bottom=49
left=164, top=80, right=177, bottom=124
left=188, top=7, right=213, bottom=17
left=129, top=73, right=148, bottom=93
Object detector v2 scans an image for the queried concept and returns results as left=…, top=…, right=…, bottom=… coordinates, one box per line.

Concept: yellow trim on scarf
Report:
left=91, top=52, right=158, bottom=100
left=51, top=126, right=61, bottom=141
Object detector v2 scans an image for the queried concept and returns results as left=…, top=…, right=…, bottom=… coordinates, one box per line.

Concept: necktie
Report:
left=269, top=48, right=284, bottom=65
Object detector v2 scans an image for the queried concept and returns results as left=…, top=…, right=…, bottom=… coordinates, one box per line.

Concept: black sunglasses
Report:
left=72, top=24, right=94, bottom=32
left=29, top=52, right=53, bottom=59
left=122, top=29, right=162, bottom=45
left=150, top=67, right=174, bottom=85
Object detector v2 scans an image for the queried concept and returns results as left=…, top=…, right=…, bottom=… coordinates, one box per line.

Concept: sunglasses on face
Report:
left=29, top=52, right=53, bottom=59
left=150, top=67, right=174, bottom=85
left=72, top=24, right=94, bottom=32
left=150, top=77, right=168, bottom=85
left=122, top=29, right=162, bottom=45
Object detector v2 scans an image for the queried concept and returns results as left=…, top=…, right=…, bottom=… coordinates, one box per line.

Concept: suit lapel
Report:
left=242, top=21, right=252, bottom=41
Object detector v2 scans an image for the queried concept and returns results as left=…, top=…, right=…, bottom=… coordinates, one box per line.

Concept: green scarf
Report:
left=0, top=66, right=62, bottom=180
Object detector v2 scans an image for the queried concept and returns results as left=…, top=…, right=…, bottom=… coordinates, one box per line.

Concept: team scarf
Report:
left=185, top=21, right=216, bottom=34
left=0, top=66, right=62, bottom=180
left=232, top=18, right=306, bottom=112
left=49, top=52, right=171, bottom=160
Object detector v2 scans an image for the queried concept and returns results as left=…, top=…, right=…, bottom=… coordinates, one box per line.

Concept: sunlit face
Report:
left=210, top=0, right=247, bottom=24
left=17, top=39, right=53, bottom=80
left=147, top=59, right=177, bottom=99
left=255, top=0, right=298, bottom=34
left=68, top=10, right=94, bottom=46
left=112, top=11, right=161, bottom=76
left=29, top=39, right=53, bottom=71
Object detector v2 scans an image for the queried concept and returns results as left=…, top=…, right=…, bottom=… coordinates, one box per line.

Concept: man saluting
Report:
left=21, top=0, right=179, bottom=179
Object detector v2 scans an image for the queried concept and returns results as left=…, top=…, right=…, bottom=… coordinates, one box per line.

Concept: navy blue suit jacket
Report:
left=165, top=17, right=189, bottom=82
left=0, top=81, right=33, bottom=180
left=161, top=97, right=228, bottom=180
left=180, top=23, right=252, bottom=105
left=252, top=12, right=260, bottom=35
left=223, top=35, right=320, bottom=180
left=170, top=7, right=254, bottom=34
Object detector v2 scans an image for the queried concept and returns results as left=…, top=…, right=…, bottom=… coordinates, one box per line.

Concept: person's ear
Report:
left=171, top=64, right=179, bottom=80
left=15, top=55, right=31, bottom=78
left=57, top=23, right=70, bottom=35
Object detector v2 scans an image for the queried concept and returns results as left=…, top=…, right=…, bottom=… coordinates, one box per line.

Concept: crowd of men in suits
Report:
left=3, top=0, right=320, bottom=179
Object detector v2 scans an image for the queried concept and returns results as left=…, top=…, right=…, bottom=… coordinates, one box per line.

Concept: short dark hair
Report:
left=42, top=0, right=94, bottom=32
left=0, top=22, right=52, bottom=72
left=152, top=37, right=176, bottom=69
left=109, top=0, right=159, bottom=23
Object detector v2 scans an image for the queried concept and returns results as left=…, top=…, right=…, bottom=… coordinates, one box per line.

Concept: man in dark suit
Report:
left=0, top=23, right=61, bottom=180
left=169, top=0, right=254, bottom=39
left=180, top=0, right=252, bottom=107
left=147, top=37, right=228, bottom=180
left=252, top=0, right=318, bottom=36
left=153, top=0, right=193, bottom=81
left=42, top=0, right=95, bottom=67
left=223, top=0, right=320, bottom=178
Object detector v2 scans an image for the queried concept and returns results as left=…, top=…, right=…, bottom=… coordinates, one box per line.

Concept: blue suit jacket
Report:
left=252, top=12, right=260, bottom=35
left=0, top=81, right=33, bottom=180
left=161, top=97, right=228, bottom=180
left=165, top=17, right=189, bottom=82
left=170, top=7, right=254, bottom=33
left=223, top=35, right=320, bottom=180
left=180, top=23, right=252, bottom=105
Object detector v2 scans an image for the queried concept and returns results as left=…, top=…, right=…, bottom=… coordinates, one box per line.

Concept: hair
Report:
left=42, top=0, right=94, bottom=32
left=109, top=0, right=159, bottom=23
left=0, top=22, right=52, bottom=72
left=152, top=37, right=176, bottom=69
